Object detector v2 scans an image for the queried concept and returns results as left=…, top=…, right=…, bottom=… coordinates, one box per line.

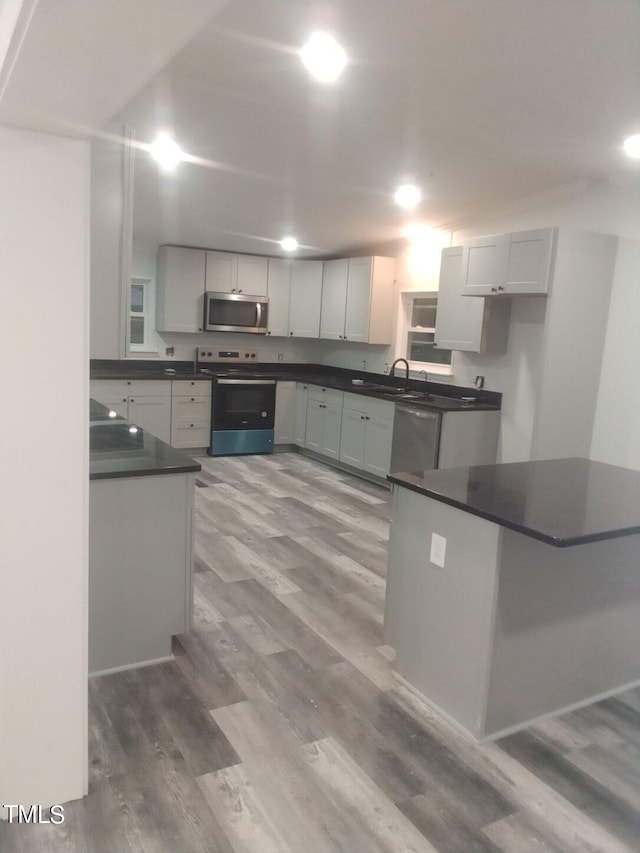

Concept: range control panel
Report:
left=197, top=348, right=258, bottom=364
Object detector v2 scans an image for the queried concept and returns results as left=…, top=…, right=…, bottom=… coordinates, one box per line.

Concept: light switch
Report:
left=430, top=533, right=446, bottom=568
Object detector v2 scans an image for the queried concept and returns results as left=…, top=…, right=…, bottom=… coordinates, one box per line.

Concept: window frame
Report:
left=128, top=277, right=154, bottom=354
left=395, top=290, right=454, bottom=377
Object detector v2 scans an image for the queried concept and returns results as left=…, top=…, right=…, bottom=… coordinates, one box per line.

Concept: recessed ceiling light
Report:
left=149, top=134, right=184, bottom=171
left=280, top=237, right=298, bottom=251
left=623, top=134, right=640, bottom=159
left=394, top=184, right=421, bottom=209
left=300, top=33, right=347, bottom=83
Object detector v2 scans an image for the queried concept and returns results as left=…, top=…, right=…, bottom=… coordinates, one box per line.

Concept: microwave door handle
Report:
left=255, top=302, right=262, bottom=328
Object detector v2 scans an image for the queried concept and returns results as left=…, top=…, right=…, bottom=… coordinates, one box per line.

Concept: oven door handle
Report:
left=216, top=379, right=276, bottom=385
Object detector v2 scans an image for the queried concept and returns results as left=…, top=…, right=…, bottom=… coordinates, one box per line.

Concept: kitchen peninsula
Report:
left=89, top=400, right=201, bottom=675
left=385, top=457, right=640, bottom=741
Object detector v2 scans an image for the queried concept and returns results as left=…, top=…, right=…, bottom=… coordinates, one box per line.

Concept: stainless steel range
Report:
left=197, top=348, right=276, bottom=456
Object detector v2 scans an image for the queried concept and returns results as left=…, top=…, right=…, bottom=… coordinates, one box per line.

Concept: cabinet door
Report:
left=294, top=383, right=309, bottom=446
left=289, top=260, right=323, bottom=337
left=236, top=255, right=268, bottom=296
left=503, top=228, right=554, bottom=295
left=93, top=395, right=129, bottom=418
left=462, top=234, right=506, bottom=296
left=435, top=247, right=486, bottom=351
left=172, top=396, right=211, bottom=423
left=322, top=403, right=343, bottom=459
left=339, top=407, right=366, bottom=468
left=345, top=257, right=373, bottom=342
left=363, top=415, right=394, bottom=478
left=304, top=399, right=324, bottom=452
left=274, top=382, right=296, bottom=444
left=205, top=251, right=237, bottom=293
left=320, top=258, right=348, bottom=339
left=266, top=258, right=291, bottom=337
left=128, top=396, right=171, bottom=443
left=156, top=246, right=206, bottom=333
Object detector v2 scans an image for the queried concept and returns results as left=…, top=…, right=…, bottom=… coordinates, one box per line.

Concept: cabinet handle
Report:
left=198, top=327, right=202, bottom=331
left=344, top=336, right=347, bottom=341
left=190, top=424, right=194, bottom=428
left=238, top=289, right=243, bottom=293
left=491, top=287, right=497, bottom=292
left=268, top=331, right=271, bottom=335
left=290, top=331, right=293, bottom=336
left=366, top=416, right=370, bottom=420
left=497, top=285, right=505, bottom=291
left=130, top=398, right=135, bottom=402
left=127, top=381, right=131, bottom=385
left=122, top=398, right=127, bottom=402
left=360, top=415, right=365, bottom=420
left=191, top=397, right=195, bottom=401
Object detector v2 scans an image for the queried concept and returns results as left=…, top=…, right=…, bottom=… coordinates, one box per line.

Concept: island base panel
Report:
left=89, top=473, right=194, bottom=675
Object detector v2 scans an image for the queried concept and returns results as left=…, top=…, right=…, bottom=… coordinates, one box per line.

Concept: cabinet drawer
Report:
left=343, top=392, right=395, bottom=422
left=90, top=379, right=172, bottom=397
left=172, top=396, right=211, bottom=423
left=171, top=422, right=210, bottom=448
left=308, top=385, right=344, bottom=405
left=172, top=379, right=212, bottom=397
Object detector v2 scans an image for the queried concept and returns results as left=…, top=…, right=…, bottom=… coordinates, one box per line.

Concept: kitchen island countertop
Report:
left=89, top=399, right=201, bottom=481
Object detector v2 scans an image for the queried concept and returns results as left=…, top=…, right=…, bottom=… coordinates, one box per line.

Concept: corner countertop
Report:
left=89, top=400, right=201, bottom=481
left=388, top=457, right=640, bottom=547
left=90, top=360, right=501, bottom=414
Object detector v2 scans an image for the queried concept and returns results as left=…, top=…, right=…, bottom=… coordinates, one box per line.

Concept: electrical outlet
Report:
left=362, top=359, right=367, bottom=370
left=430, top=533, right=446, bottom=568
left=277, top=352, right=283, bottom=361
left=384, top=363, right=389, bottom=374
left=475, top=375, right=485, bottom=389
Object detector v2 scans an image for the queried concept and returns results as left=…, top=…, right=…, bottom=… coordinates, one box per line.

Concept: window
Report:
left=128, top=277, right=153, bottom=353
left=397, top=292, right=453, bottom=374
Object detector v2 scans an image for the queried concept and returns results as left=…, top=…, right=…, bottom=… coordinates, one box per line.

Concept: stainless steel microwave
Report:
left=203, top=291, right=269, bottom=334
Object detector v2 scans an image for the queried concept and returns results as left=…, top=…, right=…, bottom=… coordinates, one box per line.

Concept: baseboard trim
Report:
left=89, top=654, right=174, bottom=679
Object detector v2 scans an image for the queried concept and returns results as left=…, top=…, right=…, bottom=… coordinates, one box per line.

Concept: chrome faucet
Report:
left=419, top=369, right=428, bottom=381
left=390, top=358, right=410, bottom=380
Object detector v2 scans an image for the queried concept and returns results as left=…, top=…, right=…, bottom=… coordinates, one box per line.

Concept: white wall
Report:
left=591, top=238, right=640, bottom=469
left=449, top=178, right=639, bottom=464
left=90, top=129, right=127, bottom=359
left=0, top=127, right=88, bottom=813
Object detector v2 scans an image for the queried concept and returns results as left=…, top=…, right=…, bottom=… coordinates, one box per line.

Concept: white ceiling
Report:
left=66, top=0, right=640, bottom=256
left=0, top=0, right=229, bottom=136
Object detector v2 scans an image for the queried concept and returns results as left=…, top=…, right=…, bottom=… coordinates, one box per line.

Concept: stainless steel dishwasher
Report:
left=389, top=404, right=442, bottom=475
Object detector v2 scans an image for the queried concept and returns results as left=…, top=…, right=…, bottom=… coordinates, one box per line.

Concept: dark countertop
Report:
left=90, top=360, right=501, bottom=414
left=89, top=400, right=201, bottom=481
left=388, top=457, right=640, bottom=547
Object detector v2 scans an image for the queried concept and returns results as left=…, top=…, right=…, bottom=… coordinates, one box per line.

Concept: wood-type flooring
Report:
left=3, top=452, right=640, bottom=852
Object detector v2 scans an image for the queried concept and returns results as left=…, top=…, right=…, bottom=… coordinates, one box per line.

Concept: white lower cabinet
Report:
left=305, top=386, right=344, bottom=459
left=171, top=379, right=212, bottom=449
left=340, top=393, right=395, bottom=478
left=294, top=383, right=309, bottom=446
left=128, top=397, right=172, bottom=444
left=90, top=380, right=172, bottom=443
left=275, top=381, right=296, bottom=444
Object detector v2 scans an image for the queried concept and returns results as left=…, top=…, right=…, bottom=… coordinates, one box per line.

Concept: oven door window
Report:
left=213, top=383, right=275, bottom=430
left=207, top=298, right=262, bottom=329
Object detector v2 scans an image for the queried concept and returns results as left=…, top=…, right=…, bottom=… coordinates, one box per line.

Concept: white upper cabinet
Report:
left=462, top=227, right=556, bottom=296
left=236, top=255, right=268, bottom=295
left=205, top=251, right=268, bottom=296
left=205, top=251, right=236, bottom=292
left=503, top=228, right=555, bottom=295
left=461, top=234, right=505, bottom=296
left=344, top=257, right=374, bottom=343
left=266, top=258, right=291, bottom=337
left=319, top=256, right=395, bottom=344
left=156, top=246, right=206, bottom=333
left=435, top=247, right=510, bottom=353
left=289, top=260, right=323, bottom=337
left=320, top=259, right=349, bottom=339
